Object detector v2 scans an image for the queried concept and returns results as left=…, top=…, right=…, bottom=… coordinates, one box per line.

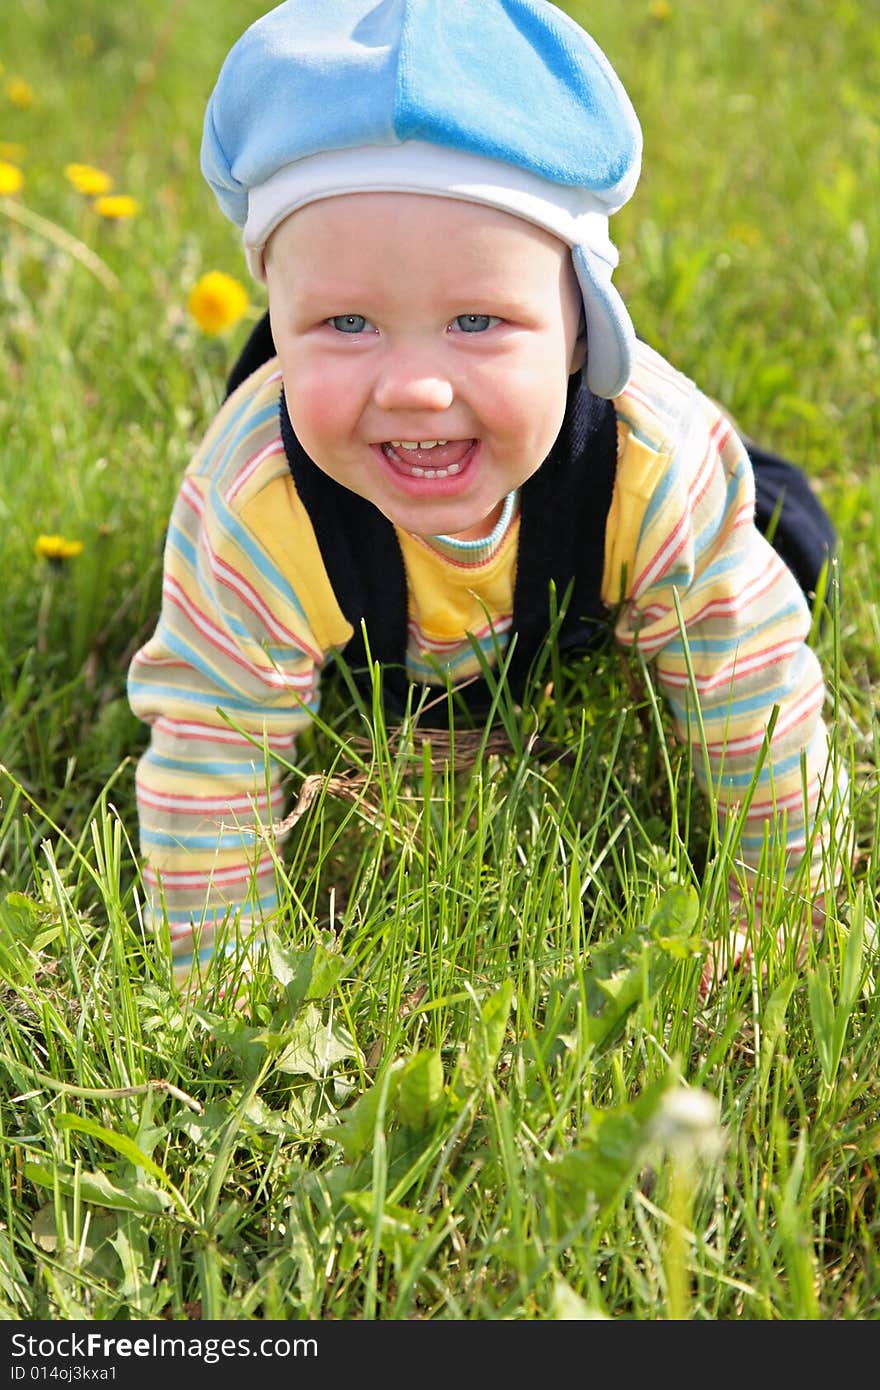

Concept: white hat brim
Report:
left=572, top=243, right=635, bottom=399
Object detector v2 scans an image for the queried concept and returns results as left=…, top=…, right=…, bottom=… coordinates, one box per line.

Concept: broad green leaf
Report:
left=326, top=1061, right=404, bottom=1162
left=344, top=1190, right=417, bottom=1232
left=24, top=1163, right=171, bottom=1215
left=343, top=1191, right=417, bottom=1256
left=3, top=891, right=39, bottom=919
left=55, top=1112, right=170, bottom=1186
left=524, top=978, right=581, bottom=1073
left=172, top=1100, right=235, bottom=1146
left=547, top=1073, right=672, bottom=1218
left=275, top=1002, right=359, bottom=1078
left=583, top=948, right=650, bottom=1048
left=397, top=1049, right=445, bottom=1130
left=583, top=886, right=699, bottom=1048
left=32, top=925, right=64, bottom=952
left=241, top=1094, right=298, bottom=1136
left=208, top=1017, right=291, bottom=1077
left=267, top=931, right=353, bottom=1010
left=806, top=900, right=866, bottom=1092
left=110, top=1217, right=165, bottom=1311
left=647, top=884, right=701, bottom=954
left=0, top=895, right=40, bottom=982
left=459, top=979, right=514, bottom=1089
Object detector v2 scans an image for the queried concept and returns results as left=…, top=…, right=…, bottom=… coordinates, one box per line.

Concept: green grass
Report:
left=1, top=0, right=878, bottom=1320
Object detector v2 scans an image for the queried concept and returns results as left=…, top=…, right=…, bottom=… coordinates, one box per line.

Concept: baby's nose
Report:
left=372, top=359, right=454, bottom=413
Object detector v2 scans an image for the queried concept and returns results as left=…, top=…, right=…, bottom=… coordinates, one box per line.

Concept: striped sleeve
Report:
left=127, top=382, right=322, bottom=983
left=612, top=388, right=846, bottom=910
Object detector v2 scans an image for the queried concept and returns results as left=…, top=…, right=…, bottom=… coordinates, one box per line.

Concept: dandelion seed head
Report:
left=650, top=1087, right=725, bottom=1159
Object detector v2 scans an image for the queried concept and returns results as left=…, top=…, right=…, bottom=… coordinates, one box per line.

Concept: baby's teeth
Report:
left=390, top=439, right=450, bottom=450
left=383, top=441, right=462, bottom=480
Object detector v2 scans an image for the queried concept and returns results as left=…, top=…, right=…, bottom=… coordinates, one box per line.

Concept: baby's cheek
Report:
left=486, top=367, right=567, bottom=454
left=284, top=364, right=349, bottom=446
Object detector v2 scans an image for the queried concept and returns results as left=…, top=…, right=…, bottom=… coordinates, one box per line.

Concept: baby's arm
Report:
left=128, top=470, right=320, bottom=986
left=612, top=393, right=847, bottom=948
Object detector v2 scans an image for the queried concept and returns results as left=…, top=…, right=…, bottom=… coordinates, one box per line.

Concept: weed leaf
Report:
left=267, top=931, right=353, bottom=1012
left=397, top=1049, right=446, bottom=1130
left=55, top=1112, right=170, bottom=1185
left=326, top=1062, right=404, bottom=1162
left=24, top=1162, right=172, bottom=1214
left=584, top=886, right=699, bottom=1048
left=459, top=979, right=514, bottom=1090
left=548, top=1072, right=672, bottom=1218
left=275, top=1002, right=359, bottom=1078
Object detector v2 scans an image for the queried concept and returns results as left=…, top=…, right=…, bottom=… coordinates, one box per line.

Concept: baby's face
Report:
left=265, top=192, right=584, bottom=541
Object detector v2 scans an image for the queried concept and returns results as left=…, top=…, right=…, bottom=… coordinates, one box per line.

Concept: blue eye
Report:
left=452, top=314, right=498, bottom=333
left=329, top=314, right=370, bottom=333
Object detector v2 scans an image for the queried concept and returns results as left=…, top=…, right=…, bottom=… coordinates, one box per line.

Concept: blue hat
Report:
left=201, top=0, right=642, bottom=397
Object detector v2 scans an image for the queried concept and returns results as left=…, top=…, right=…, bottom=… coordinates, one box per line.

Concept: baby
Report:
left=128, top=0, right=844, bottom=986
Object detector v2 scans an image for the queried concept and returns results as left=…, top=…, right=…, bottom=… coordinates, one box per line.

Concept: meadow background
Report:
left=0, top=0, right=878, bottom=1321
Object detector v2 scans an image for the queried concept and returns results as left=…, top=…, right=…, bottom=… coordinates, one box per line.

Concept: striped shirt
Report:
left=128, top=342, right=845, bottom=979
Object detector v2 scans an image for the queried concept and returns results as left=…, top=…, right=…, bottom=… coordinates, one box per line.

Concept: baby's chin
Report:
left=395, top=502, right=505, bottom=542
left=439, top=511, right=505, bottom=542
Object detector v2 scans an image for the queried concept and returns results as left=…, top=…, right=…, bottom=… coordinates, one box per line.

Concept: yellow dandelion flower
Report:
left=6, top=77, right=35, bottom=108
left=648, top=0, right=672, bottom=19
left=35, top=534, right=85, bottom=562
left=0, top=142, right=25, bottom=162
left=93, top=193, right=139, bottom=219
left=187, top=271, right=249, bottom=336
left=65, top=162, right=114, bottom=196
left=0, top=160, right=23, bottom=195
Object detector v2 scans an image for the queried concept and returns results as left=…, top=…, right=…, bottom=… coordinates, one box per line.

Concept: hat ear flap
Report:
left=572, top=243, right=635, bottom=399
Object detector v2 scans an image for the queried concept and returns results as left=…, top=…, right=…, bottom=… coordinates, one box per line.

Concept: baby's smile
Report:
left=378, top=438, right=475, bottom=478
